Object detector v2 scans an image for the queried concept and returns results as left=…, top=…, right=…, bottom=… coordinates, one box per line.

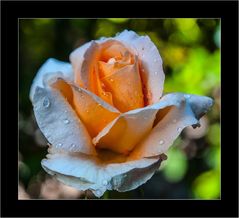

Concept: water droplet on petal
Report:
left=154, top=71, right=158, bottom=75
left=45, top=134, right=50, bottom=138
left=102, top=180, right=108, bottom=186
left=172, top=119, right=177, bottom=123
left=154, top=59, right=157, bottom=62
left=63, top=119, right=70, bottom=124
left=69, top=143, right=76, bottom=150
left=110, top=79, right=114, bottom=82
left=108, top=58, right=116, bottom=64
left=86, top=110, right=89, bottom=113
left=184, top=94, right=191, bottom=99
left=57, top=143, right=63, bottom=147
left=159, top=140, right=164, bottom=145
left=43, top=97, right=50, bottom=108
left=177, top=127, right=182, bottom=132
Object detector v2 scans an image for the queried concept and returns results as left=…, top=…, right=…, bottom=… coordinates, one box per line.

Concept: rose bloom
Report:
left=30, top=30, right=213, bottom=197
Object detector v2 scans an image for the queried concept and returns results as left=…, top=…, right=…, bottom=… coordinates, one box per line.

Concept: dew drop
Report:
left=184, top=94, right=191, bottom=99
left=177, top=127, right=182, bottom=132
left=172, top=119, right=177, bottom=123
left=43, top=97, right=50, bottom=108
left=108, top=58, right=116, bottom=64
left=57, top=143, right=63, bottom=147
left=154, top=71, right=158, bottom=75
left=159, top=140, right=164, bottom=145
left=102, top=180, right=108, bottom=186
left=70, top=143, right=75, bottom=148
left=86, top=110, right=89, bottom=113
left=45, top=134, right=50, bottom=138
left=63, top=119, right=70, bottom=124
left=110, top=79, right=114, bottom=82
left=154, top=59, right=157, bottom=62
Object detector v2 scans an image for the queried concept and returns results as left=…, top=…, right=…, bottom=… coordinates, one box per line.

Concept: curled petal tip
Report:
left=188, top=95, right=214, bottom=120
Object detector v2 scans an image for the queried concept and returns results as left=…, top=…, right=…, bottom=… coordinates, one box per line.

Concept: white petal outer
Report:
left=130, top=93, right=214, bottom=159
left=73, top=85, right=120, bottom=113
left=69, top=30, right=164, bottom=104
left=69, top=41, right=93, bottom=85
left=32, top=87, right=96, bottom=155
left=69, top=38, right=108, bottom=78
left=110, top=157, right=164, bottom=192
left=30, top=58, right=73, bottom=102
left=41, top=153, right=166, bottom=198
left=114, top=30, right=165, bottom=104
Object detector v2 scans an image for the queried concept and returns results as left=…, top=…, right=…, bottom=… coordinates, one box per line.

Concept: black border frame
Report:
left=1, top=1, right=238, bottom=217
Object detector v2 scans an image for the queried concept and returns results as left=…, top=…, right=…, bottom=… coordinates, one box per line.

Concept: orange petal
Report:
left=92, top=63, right=114, bottom=106
left=101, top=57, right=144, bottom=112
left=100, top=41, right=128, bottom=62
left=72, top=86, right=120, bottom=138
left=98, top=52, right=132, bottom=79
left=93, top=108, right=158, bottom=155
left=51, top=78, right=73, bottom=105
left=74, top=42, right=114, bottom=106
left=115, top=30, right=165, bottom=104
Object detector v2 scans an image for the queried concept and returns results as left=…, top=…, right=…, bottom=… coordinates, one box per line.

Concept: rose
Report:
left=30, top=30, right=213, bottom=197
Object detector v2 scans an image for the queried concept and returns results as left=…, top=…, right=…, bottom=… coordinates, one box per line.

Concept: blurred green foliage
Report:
left=163, top=145, right=188, bottom=183
left=19, top=18, right=220, bottom=199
